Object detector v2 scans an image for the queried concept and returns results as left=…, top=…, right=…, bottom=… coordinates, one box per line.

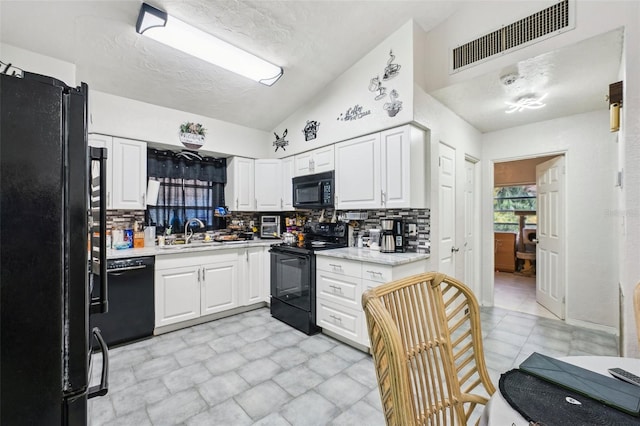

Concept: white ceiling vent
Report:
left=451, top=0, right=574, bottom=72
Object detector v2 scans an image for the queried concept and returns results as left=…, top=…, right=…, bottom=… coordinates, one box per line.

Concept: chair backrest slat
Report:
left=363, top=272, right=496, bottom=426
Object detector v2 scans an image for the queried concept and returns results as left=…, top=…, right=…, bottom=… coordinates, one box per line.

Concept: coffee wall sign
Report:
left=337, top=104, right=371, bottom=121
left=368, top=49, right=403, bottom=117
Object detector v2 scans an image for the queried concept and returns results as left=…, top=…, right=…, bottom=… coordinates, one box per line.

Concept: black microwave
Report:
left=293, top=170, right=334, bottom=209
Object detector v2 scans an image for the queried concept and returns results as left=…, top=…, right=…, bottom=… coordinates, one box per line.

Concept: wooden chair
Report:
left=362, top=272, right=496, bottom=426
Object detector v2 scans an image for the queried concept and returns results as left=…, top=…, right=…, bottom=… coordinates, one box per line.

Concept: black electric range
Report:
left=269, top=222, right=347, bottom=334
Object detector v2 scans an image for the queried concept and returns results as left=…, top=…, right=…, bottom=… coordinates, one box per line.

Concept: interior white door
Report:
left=536, top=156, right=566, bottom=319
left=463, top=158, right=478, bottom=291
left=438, top=143, right=456, bottom=276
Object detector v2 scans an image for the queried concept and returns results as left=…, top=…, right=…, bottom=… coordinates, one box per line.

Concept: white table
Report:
left=480, top=356, right=640, bottom=426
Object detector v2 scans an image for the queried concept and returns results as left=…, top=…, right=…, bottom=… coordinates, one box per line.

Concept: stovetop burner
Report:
left=271, top=221, right=348, bottom=253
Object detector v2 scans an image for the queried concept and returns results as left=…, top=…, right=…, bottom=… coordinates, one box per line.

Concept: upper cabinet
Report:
left=294, top=145, right=334, bottom=176
left=255, top=159, right=282, bottom=211
left=335, top=133, right=382, bottom=209
left=335, top=125, right=428, bottom=210
left=88, top=134, right=147, bottom=210
left=281, top=157, right=295, bottom=211
left=225, top=157, right=255, bottom=211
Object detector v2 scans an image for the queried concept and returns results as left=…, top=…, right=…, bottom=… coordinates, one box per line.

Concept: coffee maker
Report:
left=380, top=218, right=396, bottom=253
left=392, top=218, right=406, bottom=253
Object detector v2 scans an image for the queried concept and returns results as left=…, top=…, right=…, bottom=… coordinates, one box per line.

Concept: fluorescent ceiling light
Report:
left=505, top=93, right=548, bottom=113
left=136, top=3, right=283, bottom=86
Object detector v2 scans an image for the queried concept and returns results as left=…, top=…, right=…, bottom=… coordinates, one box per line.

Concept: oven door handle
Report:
left=88, top=327, right=109, bottom=399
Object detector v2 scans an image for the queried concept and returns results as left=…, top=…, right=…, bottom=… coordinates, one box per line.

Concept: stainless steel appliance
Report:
left=292, top=170, right=334, bottom=209
left=380, top=218, right=395, bottom=253
left=260, top=215, right=281, bottom=238
left=90, top=257, right=155, bottom=348
left=270, top=222, right=347, bottom=334
left=0, top=71, right=109, bottom=424
left=393, top=218, right=406, bottom=253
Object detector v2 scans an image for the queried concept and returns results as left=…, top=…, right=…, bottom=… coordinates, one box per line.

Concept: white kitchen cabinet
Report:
left=335, top=125, right=428, bottom=210
left=335, top=133, right=381, bottom=209
left=255, top=159, right=282, bottom=211
left=316, top=254, right=427, bottom=349
left=281, top=157, right=295, bottom=211
left=88, top=134, right=113, bottom=209
left=294, top=145, right=334, bottom=176
left=111, top=137, right=147, bottom=210
left=155, top=264, right=201, bottom=328
left=263, top=246, right=272, bottom=303
left=225, top=157, right=255, bottom=211
left=238, top=246, right=264, bottom=305
left=201, top=258, right=239, bottom=316
left=155, top=250, right=239, bottom=328
left=88, top=134, right=147, bottom=210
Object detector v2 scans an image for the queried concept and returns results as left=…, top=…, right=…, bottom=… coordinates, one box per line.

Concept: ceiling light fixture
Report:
left=505, top=93, right=548, bottom=113
left=136, top=3, right=283, bottom=86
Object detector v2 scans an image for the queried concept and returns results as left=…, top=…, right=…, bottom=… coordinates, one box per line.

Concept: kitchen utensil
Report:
left=282, top=232, right=296, bottom=245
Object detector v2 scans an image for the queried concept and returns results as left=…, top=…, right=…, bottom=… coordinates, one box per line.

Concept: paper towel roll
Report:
left=146, top=179, right=160, bottom=206
left=610, top=103, right=620, bottom=132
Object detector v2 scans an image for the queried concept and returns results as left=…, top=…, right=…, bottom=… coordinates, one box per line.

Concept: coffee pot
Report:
left=380, top=218, right=396, bottom=253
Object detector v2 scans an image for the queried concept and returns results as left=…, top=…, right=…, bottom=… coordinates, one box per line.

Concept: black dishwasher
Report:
left=91, top=256, right=155, bottom=348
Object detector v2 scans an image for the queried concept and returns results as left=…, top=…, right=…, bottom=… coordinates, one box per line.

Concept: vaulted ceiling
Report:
left=0, top=1, right=623, bottom=133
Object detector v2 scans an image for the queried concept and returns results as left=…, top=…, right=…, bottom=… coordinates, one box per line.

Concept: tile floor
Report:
left=89, top=306, right=618, bottom=425
left=493, top=271, right=558, bottom=320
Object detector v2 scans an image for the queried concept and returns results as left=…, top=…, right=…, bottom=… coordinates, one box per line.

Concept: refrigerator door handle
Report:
left=90, top=146, right=109, bottom=314
left=88, top=327, right=109, bottom=399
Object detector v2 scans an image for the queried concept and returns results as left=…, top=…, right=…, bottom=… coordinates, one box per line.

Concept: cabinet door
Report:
left=227, top=157, right=255, bottom=211
left=155, top=265, right=200, bottom=327
left=380, top=126, right=410, bottom=209
left=335, top=133, right=381, bottom=209
left=241, top=247, right=264, bottom=305
left=201, top=260, right=238, bottom=315
left=111, top=137, right=147, bottom=210
left=294, top=151, right=313, bottom=176
left=312, top=145, right=335, bottom=173
left=88, top=134, right=113, bottom=209
left=262, top=247, right=271, bottom=303
left=281, top=157, right=294, bottom=211
left=255, top=159, right=282, bottom=211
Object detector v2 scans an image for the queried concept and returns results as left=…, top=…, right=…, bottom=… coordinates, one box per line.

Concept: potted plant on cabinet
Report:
left=179, top=122, right=206, bottom=150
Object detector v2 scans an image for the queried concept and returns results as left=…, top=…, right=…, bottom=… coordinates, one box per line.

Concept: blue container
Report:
left=124, top=229, right=134, bottom=248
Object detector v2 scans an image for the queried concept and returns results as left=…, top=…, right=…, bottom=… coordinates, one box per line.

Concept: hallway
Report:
left=494, top=271, right=558, bottom=320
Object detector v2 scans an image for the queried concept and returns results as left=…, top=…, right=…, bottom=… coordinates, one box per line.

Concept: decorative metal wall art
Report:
left=336, top=104, right=371, bottom=121
left=368, top=49, right=403, bottom=118
left=0, top=60, right=24, bottom=78
left=383, top=90, right=403, bottom=117
left=273, top=129, right=289, bottom=151
left=302, top=120, right=320, bottom=141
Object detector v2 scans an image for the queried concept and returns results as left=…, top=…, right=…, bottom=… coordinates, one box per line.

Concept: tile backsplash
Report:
left=107, top=208, right=431, bottom=254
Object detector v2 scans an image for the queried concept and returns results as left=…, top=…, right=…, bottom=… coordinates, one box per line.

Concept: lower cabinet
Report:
left=155, top=265, right=201, bottom=327
left=155, top=247, right=270, bottom=329
left=201, top=260, right=239, bottom=316
left=316, top=255, right=426, bottom=349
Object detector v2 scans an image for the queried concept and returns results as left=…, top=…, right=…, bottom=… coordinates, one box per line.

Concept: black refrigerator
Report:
left=0, top=71, right=109, bottom=425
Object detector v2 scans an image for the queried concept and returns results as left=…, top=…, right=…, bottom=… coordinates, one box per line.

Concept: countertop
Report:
left=107, top=238, right=281, bottom=259
left=315, top=247, right=430, bottom=266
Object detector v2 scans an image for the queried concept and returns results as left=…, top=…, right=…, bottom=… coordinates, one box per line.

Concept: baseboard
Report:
left=565, top=317, right=619, bottom=336
left=154, top=302, right=268, bottom=335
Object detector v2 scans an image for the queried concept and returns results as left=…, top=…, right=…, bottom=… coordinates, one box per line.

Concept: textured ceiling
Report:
left=0, top=2, right=624, bottom=134
left=430, top=28, right=624, bottom=133
left=0, top=0, right=461, bottom=131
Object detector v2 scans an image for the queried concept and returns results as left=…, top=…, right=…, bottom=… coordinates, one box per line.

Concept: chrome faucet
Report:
left=184, top=218, right=205, bottom=244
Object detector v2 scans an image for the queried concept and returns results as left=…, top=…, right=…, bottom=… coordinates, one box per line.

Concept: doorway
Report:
left=492, top=155, right=563, bottom=319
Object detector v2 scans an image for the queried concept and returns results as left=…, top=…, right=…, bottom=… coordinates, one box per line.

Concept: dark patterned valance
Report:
left=147, top=149, right=226, bottom=183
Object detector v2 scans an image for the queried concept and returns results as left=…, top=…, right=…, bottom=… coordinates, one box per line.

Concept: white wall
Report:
left=268, top=20, right=415, bottom=158
left=481, top=110, right=618, bottom=331
left=413, top=86, right=483, bottom=294
left=89, top=91, right=269, bottom=158
left=422, top=1, right=635, bottom=92
left=0, top=43, right=75, bottom=85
